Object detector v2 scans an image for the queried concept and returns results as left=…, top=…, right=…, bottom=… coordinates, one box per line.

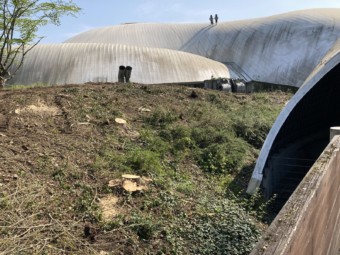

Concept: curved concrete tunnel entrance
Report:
left=262, top=63, right=340, bottom=209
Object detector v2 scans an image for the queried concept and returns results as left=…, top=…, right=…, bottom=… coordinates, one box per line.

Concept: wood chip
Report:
left=122, top=174, right=140, bottom=179
left=108, top=179, right=121, bottom=187
left=115, top=118, right=126, bottom=124
left=122, top=180, right=147, bottom=192
left=142, top=176, right=153, bottom=182
left=138, top=107, right=151, bottom=112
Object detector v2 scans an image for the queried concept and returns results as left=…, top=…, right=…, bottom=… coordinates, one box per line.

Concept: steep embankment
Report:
left=0, top=83, right=292, bottom=254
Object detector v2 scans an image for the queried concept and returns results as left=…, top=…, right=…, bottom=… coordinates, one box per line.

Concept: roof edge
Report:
left=247, top=42, right=340, bottom=194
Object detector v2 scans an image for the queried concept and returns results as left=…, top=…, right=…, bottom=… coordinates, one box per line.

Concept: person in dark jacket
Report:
left=209, top=15, right=214, bottom=25
left=215, top=14, right=219, bottom=24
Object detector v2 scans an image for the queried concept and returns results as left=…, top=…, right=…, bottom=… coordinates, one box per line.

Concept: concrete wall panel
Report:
left=250, top=136, right=340, bottom=255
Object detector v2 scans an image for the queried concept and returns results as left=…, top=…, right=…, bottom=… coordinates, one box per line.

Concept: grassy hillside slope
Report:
left=0, top=83, right=292, bottom=255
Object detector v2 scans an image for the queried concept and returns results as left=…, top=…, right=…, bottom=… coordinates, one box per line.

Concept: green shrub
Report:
left=140, top=129, right=170, bottom=157
left=131, top=214, right=159, bottom=241
left=190, top=127, right=232, bottom=149
left=228, top=188, right=277, bottom=222
left=127, top=149, right=164, bottom=176
left=167, top=197, right=262, bottom=255
left=160, top=126, right=193, bottom=153
left=144, top=108, right=178, bottom=127
left=207, top=93, right=222, bottom=105
left=231, top=96, right=283, bottom=149
left=197, top=139, right=248, bottom=174
left=232, top=115, right=272, bottom=149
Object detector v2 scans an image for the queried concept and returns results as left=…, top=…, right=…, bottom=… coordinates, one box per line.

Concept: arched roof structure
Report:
left=65, top=9, right=340, bottom=87
left=247, top=39, right=340, bottom=194
left=9, top=8, right=340, bottom=87
left=10, top=43, right=229, bottom=85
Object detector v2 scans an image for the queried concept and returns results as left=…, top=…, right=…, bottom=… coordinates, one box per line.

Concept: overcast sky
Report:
left=39, top=0, right=340, bottom=43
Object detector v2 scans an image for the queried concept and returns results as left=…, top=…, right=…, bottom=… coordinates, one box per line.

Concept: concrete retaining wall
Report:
left=250, top=135, right=340, bottom=255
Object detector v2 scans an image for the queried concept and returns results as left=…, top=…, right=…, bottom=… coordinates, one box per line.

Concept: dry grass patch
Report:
left=0, top=177, right=95, bottom=255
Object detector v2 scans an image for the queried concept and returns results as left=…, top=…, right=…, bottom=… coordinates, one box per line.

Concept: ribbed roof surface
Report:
left=247, top=38, right=340, bottom=193
left=10, top=43, right=229, bottom=85
left=65, top=9, right=340, bottom=87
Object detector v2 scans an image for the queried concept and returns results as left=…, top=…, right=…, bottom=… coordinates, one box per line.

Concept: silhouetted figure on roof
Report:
left=209, top=15, right=214, bottom=25
left=215, top=14, right=219, bottom=24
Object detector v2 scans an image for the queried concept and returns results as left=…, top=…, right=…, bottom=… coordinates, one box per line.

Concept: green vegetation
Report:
left=8, top=82, right=49, bottom=90
left=0, top=83, right=293, bottom=254
left=0, top=0, right=80, bottom=87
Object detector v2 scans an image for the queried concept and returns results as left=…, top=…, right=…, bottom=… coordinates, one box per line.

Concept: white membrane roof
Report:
left=65, top=8, right=340, bottom=87
left=10, top=43, right=229, bottom=85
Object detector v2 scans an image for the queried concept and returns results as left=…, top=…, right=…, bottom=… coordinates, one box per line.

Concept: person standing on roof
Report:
left=215, top=14, right=219, bottom=24
left=209, top=15, right=214, bottom=25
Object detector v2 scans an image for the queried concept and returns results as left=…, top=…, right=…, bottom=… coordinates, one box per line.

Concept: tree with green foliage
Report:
left=0, top=0, right=80, bottom=87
